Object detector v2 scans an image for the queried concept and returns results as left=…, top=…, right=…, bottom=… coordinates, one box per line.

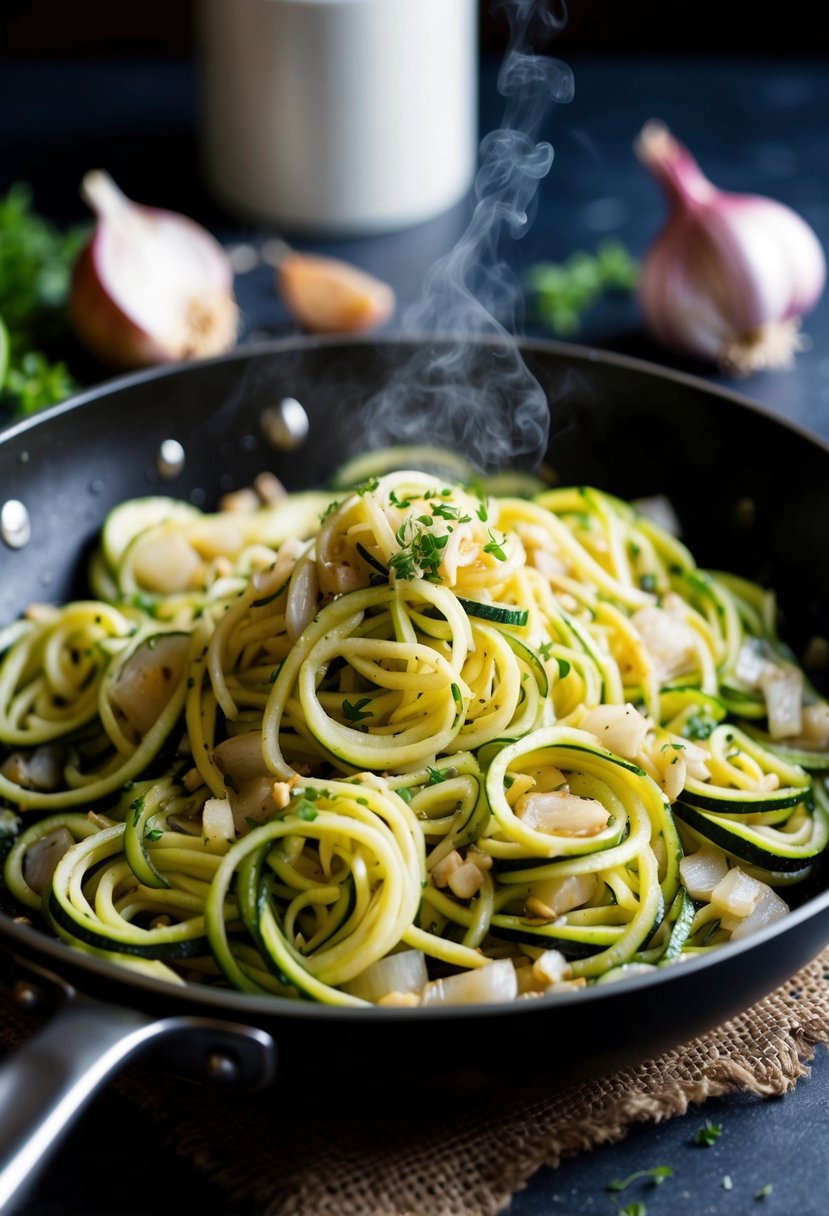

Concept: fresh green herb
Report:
left=525, top=239, right=639, bottom=337
left=342, top=696, right=374, bottom=724
left=538, top=641, right=554, bottom=660
left=426, top=766, right=447, bottom=784
left=450, top=683, right=463, bottom=713
left=430, top=502, right=470, bottom=523
left=694, top=1120, right=722, bottom=1147
left=684, top=713, right=716, bottom=741
left=396, top=787, right=412, bottom=803
left=145, top=828, right=164, bottom=842
left=319, top=499, right=341, bottom=523
left=557, top=658, right=571, bottom=679
left=755, top=1184, right=773, bottom=1200
left=354, top=476, right=379, bottom=496
left=607, top=1166, right=674, bottom=1193
left=620, top=1204, right=648, bottom=1216
left=129, top=796, right=145, bottom=825
left=661, top=742, right=685, bottom=753
left=476, top=502, right=489, bottom=521
left=296, top=801, right=318, bottom=822
left=483, top=530, right=507, bottom=561
left=388, top=524, right=449, bottom=582
left=388, top=490, right=412, bottom=508
left=0, top=184, right=90, bottom=419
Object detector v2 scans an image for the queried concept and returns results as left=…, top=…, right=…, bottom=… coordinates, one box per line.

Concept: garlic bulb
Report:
left=70, top=171, right=239, bottom=370
left=635, top=120, right=825, bottom=375
left=275, top=249, right=395, bottom=335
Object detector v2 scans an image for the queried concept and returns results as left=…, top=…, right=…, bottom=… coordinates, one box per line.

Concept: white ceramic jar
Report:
left=196, top=0, right=479, bottom=235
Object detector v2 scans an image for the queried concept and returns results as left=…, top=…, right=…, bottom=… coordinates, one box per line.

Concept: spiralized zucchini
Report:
left=2, top=465, right=828, bottom=1007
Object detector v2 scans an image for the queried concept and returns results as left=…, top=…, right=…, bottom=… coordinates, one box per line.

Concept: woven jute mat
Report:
left=4, top=947, right=829, bottom=1216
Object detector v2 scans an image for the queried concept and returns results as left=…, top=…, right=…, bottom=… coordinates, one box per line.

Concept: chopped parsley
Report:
left=693, top=1120, right=722, bottom=1147
left=483, top=530, right=507, bottom=561
left=388, top=525, right=449, bottom=581
left=426, top=766, right=447, bottom=784
left=607, top=1166, right=673, bottom=1193
left=342, top=696, right=374, bottom=724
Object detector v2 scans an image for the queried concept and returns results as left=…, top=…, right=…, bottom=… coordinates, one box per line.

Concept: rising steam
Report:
left=359, top=0, right=574, bottom=472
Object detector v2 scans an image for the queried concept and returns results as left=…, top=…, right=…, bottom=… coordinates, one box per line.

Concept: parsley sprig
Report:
left=0, top=184, right=90, bottom=419
left=525, top=239, right=639, bottom=337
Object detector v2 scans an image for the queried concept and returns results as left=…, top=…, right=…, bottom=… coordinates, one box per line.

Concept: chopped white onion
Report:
left=420, top=959, right=518, bottom=1007
left=729, top=884, right=790, bottom=940
left=710, top=866, right=764, bottom=918
left=679, top=844, right=729, bottom=900
left=108, top=633, right=189, bottom=737
left=734, top=638, right=773, bottom=690
left=580, top=702, right=650, bottom=759
left=760, top=663, right=804, bottom=740
left=202, top=797, right=236, bottom=849
left=344, top=949, right=429, bottom=1003
left=23, top=827, right=75, bottom=895
left=631, top=604, right=696, bottom=682
left=132, top=531, right=202, bottom=594
left=285, top=554, right=319, bottom=641
left=631, top=494, right=682, bottom=537
left=515, top=790, right=609, bottom=837
left=213, top=731, right=269, bottom=783
left=529, top=873, right=597, bottom=917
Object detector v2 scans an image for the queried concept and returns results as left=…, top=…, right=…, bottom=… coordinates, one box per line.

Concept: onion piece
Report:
left=528, top=873, right=597, bottom=918
left=70, top=170, right=239, bottom=371
left=710, top=866, right=764, bottom=918
left=23, top=827, right=76, bottom=896
left=580, top=703, right=650, bottom=759
left=344, top=950, right=429, bottom=1004
left=729, top=884, right=789, bottom=941
left=515, top=789, right=610, bottom=837
left=108, top=634, right=189, bottom=738
left=202, top=797, right=236, bottom=850
left=213, top=731, right=269, bottom=785
left=420, top=960, right=518, bottom=1007
left=760, top=662, right=804, bottom=740
left=679, top=844, right=729, bottom=901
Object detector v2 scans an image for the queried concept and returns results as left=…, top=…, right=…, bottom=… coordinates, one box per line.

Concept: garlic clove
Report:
left=635, top=120, right=826, bottom=376
left=276, top=250, right=396, bottom=334
left=70, top=170, right=239, bottom=371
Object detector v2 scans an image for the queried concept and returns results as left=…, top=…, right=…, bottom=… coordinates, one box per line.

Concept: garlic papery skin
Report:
left=70, top=170, right=239, bottom=371
left=635, top=120, right=826, bottom=375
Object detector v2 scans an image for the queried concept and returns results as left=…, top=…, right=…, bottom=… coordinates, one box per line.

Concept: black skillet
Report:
left=1, top=334, right=828, bottom=1211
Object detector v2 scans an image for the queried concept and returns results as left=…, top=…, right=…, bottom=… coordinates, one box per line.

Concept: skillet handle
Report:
left=0, top=990, right=277, bottom=1214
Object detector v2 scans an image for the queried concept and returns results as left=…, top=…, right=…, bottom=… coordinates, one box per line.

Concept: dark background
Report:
left=1, top=0, right=828, bottom=57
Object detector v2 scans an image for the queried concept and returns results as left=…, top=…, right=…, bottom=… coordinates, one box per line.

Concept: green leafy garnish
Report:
left=693, top=1120, right=722, bottom=1147
left=525, top=239, right=639, bottom=336
left=607, top=1166, right=673, bottom=1192
left=342, top=696, right=374, bottom=724
left=483, top=530, right=507, bottom=561
left=755, top=1184, right=773, bottom=1200
left=0, top=183, right=90, bottom=418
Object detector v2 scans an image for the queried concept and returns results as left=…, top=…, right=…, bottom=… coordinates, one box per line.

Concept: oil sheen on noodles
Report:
left=2, top=467, right=828, bottom=1008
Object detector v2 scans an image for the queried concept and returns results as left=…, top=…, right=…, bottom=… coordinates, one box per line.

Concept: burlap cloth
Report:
left=5, top=947, right=829, bottom=1215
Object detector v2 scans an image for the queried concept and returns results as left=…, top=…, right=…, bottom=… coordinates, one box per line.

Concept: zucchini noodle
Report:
left=1, top=462, right=828, bottom=1008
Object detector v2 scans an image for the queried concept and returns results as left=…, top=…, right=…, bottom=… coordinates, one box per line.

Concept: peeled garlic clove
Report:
left=276, top=250, right=395, bottom=334
left=635, top=120, right=826, bottom=375
left=70, top=170, right=239, bottom=370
